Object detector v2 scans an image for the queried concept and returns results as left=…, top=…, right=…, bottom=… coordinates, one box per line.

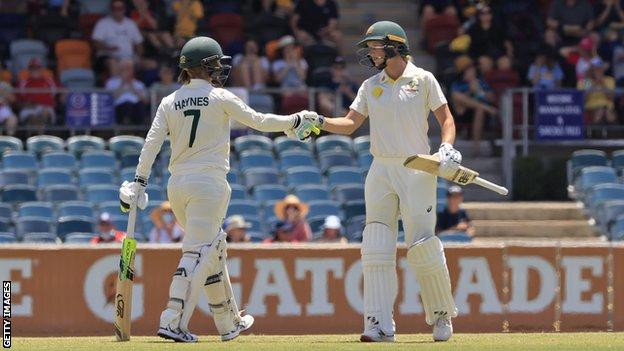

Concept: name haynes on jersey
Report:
left=174, top=97, right=210, bottom=110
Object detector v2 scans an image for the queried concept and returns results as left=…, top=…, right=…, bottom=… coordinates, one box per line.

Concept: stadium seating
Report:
left=22, top=232, right=57, bottom=243
left=79, top=168, right=115, bottom=187
left=575, top=166, right=617, bottom=198
left=243, top=167, right=280, bottom=189
left=610, top=215, right=624, bottom=240
left=308, top=200, right=343, bottom=221
left=0, top=136, right=24, bottom=155
left=0, top=232, right=17, bottom=243
left=424, top=15, right=460, bottom=54
left=18, top=202, right=54, bottom=220
left=227, top=200, right=260, bottom=218
left=85, top=184, right=119, bottom=203
left=328, top=167, right=364, bottom=190
left=41, top=152, right=77, bottom=169
left=64, top=232, right=95, bottom=243
left=60, top=69, right=96, bottom=88
left=234, top=135, right=273, bottom=154
left=319, top=151, right=354, bottom=173
left=231, top=183, right=247, bottom=200
left=0, top=219, right=11, bottom=233
left=0, top=204, right=12, bottom=221
left=3, top=185, right=38, bottom=204
left=239, top=151, right=276, bottom=170
left=38, top=169, right=72, bottom=187
left=109, top=136, right=144, bottom=158
left=280, top=150, right=316, bottom=170
left=26, top=135, right=65, bottom=158
left=344, top=200, right=366, bottom=219
left=353, top=136, right=370, bottom=154
left=253, top=184, right=288, bottom=205
left=568, top=149, right=609, bottom=185
left=81, top=151, right=116, bottom=169
left=1, top=170, right=30, bottom=186
left=10, top=39, right=47, bottom=74
left=17, top=216, right=52, bottom=239
left=3, top=152, right=38, bottom=172
left=274, top=136, right=313, bottom=154
left=43, top=184, right=79, bottom=202
left=294, top=184, right=331, bottom=202
left=55, top=39, right=92, bottom=74
left=57, top=215, right=94, bottom=239
left=66, top=136, right=106, bottom=158
left=286, top=167, right=323, bottom=187
left=316, top=135, right=353, bottom=154
left=57, top=201, right=94, bottom=218
left=333, top=183, right=365, bottom=203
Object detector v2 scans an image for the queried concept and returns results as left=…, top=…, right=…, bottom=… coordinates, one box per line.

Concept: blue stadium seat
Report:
left=227, top=199, right=260, bottom=218
left=597, top=200, right=624, bottom=232
left=239, top=151, right=276, bottom=170
left=438, top=231, right=473, bottom=243
left=353, top=135, right=370, bottom=155
left=319, top=151, right=354, bottom=173
left=81, top=151, right=116, bottom=169
left=234, top=135, right=273, bottom=154
left=612, top=150, right=624, bottom=175
left=1, top=170, right=30, bottom=186
left=586, top=183, right=624, bottom=214
left=280, top=151, right=316, bottom=170
left=328, top=167, right=364, bottom=190
left=98, top=201, right=123, bottom=216
left=22, top=232, right=57, bottom=243
left=26, top=135, right=64, bottom=158
left=576, top=166, right=617, bottom=196
left=110, top=215, right=129, bottom=232
left=64, top=232, right=95, bottom=243
left=38, top=168, right=72, bottom=187
left=334, top=183, right=365, bottom=203
left=243, top=167, right=280, bottom=189
left=285, top=167, right=322, bottom=187
left=358, top=152, right=373, bottom=170
left=245, top=216, right=263, bottom=233
left=253, top=184, right=288, bottom=204
left=60, top=68, right=96, bottom=88
left=120, top=153, right=140, bottom=169
left=437, top=185, right=449, bottom=200
left=120, top=167, right=135, bottom=183
left=227, top=171, right=239, bottom=184
left=3, top=152, right=37, bottom=171
left=308, top=200, right=343, bottom=220
left=230, top=183, right=247, bottom=200
left=16, top=216, right=52, bottom=238
left=308, top=216, right=327, bottom=234
left=0, top=136, right=23, bottom=155
left=316, top=135, right=353, bottom=154
left=274, top=136, right=313, bottom=154
left=3, top=184, right=37, bottom=203
left=109, top=135, right=144, bottom=158
left=142, top=216, right=155, bottom=237
left=57, top=215, right=94, bottom=239
left=344, top=199, right=366, bottom=219
left=43, top=184, right=79, bottom=202
left=41, top=152, right=77, bottom=169
left=0, top=203, right=12, bottom=221
left=0, top=232, right=17, bottom=243
left=346, top=215, right=366, bottom=242
left=294, top=184, right=331, bottom=202
left=146, top=184, right=165, bottom=201
left=0, top=219, right=11, bottom=233
left=18, top=202, right=54, bottom=220
left=610, top=215, right=624, bottom=240
left=79, top=168, right=115, bottom=187
left=568, top=149, right=608, bottom=184
left=58, top=201, right=94, bottom=218
left=10, top=39, right=47, bottom=74
left=66, top=136, right=105, bottom=158
left=85, top=184, right=119, bottom=202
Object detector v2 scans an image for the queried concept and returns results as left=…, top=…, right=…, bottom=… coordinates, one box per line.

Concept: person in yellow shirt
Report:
left=173, top=0, right=204, bottom=47
left=577, top=58, right=617, bottom=125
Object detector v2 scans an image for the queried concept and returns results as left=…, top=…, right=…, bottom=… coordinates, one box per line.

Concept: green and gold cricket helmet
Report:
left=179, top=36, right=232, bottom=86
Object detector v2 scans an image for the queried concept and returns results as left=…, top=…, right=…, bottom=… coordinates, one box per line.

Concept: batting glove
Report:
left=438, top=143, right=462, bottom=178
left=119, top=176, right=149, bottom=212
left=288, top=110, right=324, bottom=141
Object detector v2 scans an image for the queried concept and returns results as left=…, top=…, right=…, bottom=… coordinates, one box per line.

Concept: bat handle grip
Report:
left=473, top=177, right=509, bottom=196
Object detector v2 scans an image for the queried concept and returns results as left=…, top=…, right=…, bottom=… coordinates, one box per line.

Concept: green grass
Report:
left=11, top=333, right=624, bottom=351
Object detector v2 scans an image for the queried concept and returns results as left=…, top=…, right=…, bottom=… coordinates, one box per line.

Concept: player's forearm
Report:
left=434, top=104, right=456, bottom=145
left=321, top=116, right=357, bottom=135
left=241, top=111, right=297, bottom=132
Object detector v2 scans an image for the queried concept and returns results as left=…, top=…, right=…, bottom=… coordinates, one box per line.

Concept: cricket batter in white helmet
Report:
left=118, top=36, right=317, bottom=342
left=294, top=21, right=461, bottom=342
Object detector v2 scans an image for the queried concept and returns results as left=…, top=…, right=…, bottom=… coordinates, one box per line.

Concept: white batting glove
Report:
left=438, top=143, right=462, bottom=178
left=287, top=110, right=324, bottom=141
left=119, top=177, right=149, bottom=212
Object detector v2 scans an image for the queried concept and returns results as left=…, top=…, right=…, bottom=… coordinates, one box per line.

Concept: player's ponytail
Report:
left=178, top=69, right=191, bottom=85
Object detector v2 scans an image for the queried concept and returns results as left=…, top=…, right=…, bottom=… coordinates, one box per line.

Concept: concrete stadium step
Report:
left=472, top=219, right=597, bottom=238
left=463, top=202, right=586, bottom=221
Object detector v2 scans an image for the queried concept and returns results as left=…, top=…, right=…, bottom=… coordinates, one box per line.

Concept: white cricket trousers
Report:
left=167, top=171, right=231, bottom=251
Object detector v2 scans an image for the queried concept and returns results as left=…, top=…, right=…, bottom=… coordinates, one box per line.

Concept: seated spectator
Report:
left=316, top=56, right=357, bottom=116
left=466, top=5, right=511, bottom=59
left=477, top=55, right=494, bottom=76
left=0, top=81, right=17, bottom=136
left=232, top=39, right=270, bottom=90
left=224, top=215, right=251, bottom=243
left=578, top=58, right=617, bottom=124
left=594, top=0, right=624, bottom=32
left=263, top=221, right=297, bottom=243
left=528, top=49, right=564, bottom=90
left=151, top=65, right=181, bottom=103
left=612, top=37, right=624, bottom=86
left=0, top=62, right=11, bottom=84
left=105, top=59, right=148, bottom=124
left=315, top=215, right=347, bottom=243
left=436, top=186, right=474, bottom=237
left=485, top=55, right=520, bottom=89
left=91, top=212, right=126, bottom=244
left=18, top=58, right=57, bottom=130
left=172, top=0, right=204, bottom=48
left=272, top=35, right=308, bottom=89
left=292, top=0, right=342, bottom=52
left=450, top=65, right=497, bottom=154
left=131, top=0, right=175, bottom=57
left=419, top=0, right=458, bottom=34
left=149, top=201, right=184, bottom=243
left=599, top=29, right=620, bottom=67
left=274, top=194, right=312, bottom=241
left=249, top=0, right=294, bottom=46
left=547, top=0, right=595, bottom=46
left=575, top=37, right=601, bottom=83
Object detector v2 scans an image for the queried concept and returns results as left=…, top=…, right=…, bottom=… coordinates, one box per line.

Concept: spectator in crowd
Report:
left=419, top=0, right=458, bottom=35
left=224, top=215, right=252, bottom=243
left=272, top=35, right=308, bottom=89
left=105, top=59, right=148, bottom=124
left=18, top=57, right=57, bottom=130
left=172, top=0, right=204, bottom=47
left=292, top=0, right=342, bottom=51
left=528, top=49, right=565, bottom=89
left=92, top=0, right=144, bottom=65
left=151, top=65, right=181, bottom=103
left=232, top=39, right=270, bottom=90
left=316, top=56, right=357, bottom=116
left=466, top=5, right=512, bottom=60
left=0, top=81, right=17, bottom=136
left=0, top=62, right=11, bottom=84
left=599, top=29, right=620, bottom=67
left=485, top=55, right=520, bottom=89
left=91, top=212, right=126, bottom=244
left=250, top=0, right=294, bottom=46
left=149, top=201, right=184, bottom=243
left=477, top=55, right=495, bottom=76
left=130, top=0, right=176, bottom=57
left=315, top=215, right=347, bottom=243
left=594, top=0, right=624, bottom=32
left=612, top=37, right=624, bottom=86
left=578, top=58, right=617, bottom=124
left=263, top=221, right=297, bottom=243
left=274, top=194, right=312, bottom=241
left=450, top=64, right=497, bottom=154
left=574, top=37, right=600, bottom=82
left=547, top=0, right=594, bottom=45
left=436, top=186, right=474, bottom=237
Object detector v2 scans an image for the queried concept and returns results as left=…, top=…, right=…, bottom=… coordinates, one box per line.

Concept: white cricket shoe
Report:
left=360, top=328, right=396, bottom=343
left=221, top=314, right=255, bottom=342
left=432, top=315, right=453, bottom=342
left=157, top=326, right=198, bottom=343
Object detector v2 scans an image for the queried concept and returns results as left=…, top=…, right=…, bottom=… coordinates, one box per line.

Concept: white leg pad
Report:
left=407, top=235, right=457, bottom=325
left=361, top=222, right=397, bottom=337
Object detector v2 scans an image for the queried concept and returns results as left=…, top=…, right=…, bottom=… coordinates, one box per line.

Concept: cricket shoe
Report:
left=221, top=314, right=255, bottom=342
left=432, top=315, right=453, bottom=342
left=360, top=327, right=395, bottom=343
left=157, top=326, right=198, bottom=343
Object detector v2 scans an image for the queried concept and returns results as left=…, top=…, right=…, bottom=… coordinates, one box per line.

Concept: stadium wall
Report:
left=2, top=243, right=623, bottom=336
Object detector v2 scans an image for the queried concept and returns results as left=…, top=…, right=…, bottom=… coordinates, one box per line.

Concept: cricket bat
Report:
left=404, top=154, right=508, bottom=196
left=113, top=194, right=140, bottom=341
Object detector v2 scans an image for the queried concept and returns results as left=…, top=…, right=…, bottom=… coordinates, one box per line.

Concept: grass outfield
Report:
left=11, top=333, right=624, bottom=351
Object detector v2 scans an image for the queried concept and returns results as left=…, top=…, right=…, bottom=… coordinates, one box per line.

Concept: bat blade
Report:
left=114, top=236, right=136, bottom=341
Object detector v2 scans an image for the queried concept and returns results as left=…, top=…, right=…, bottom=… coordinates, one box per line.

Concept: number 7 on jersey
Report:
left=184, top=109, right=201, bottom=147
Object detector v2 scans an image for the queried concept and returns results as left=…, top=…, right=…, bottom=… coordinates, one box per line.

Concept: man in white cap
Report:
left=224, top=215, right=251, bottom=243
left=316, top=215, right=347, bottom=243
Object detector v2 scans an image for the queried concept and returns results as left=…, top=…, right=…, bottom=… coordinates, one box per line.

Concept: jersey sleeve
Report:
left=349, top=80, right=369, bottom=116
left=425, top=71, right=447, bottom=111
left=220, top=89, right=296, bottom=132
left=135, top=101, right=169, bottom=180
